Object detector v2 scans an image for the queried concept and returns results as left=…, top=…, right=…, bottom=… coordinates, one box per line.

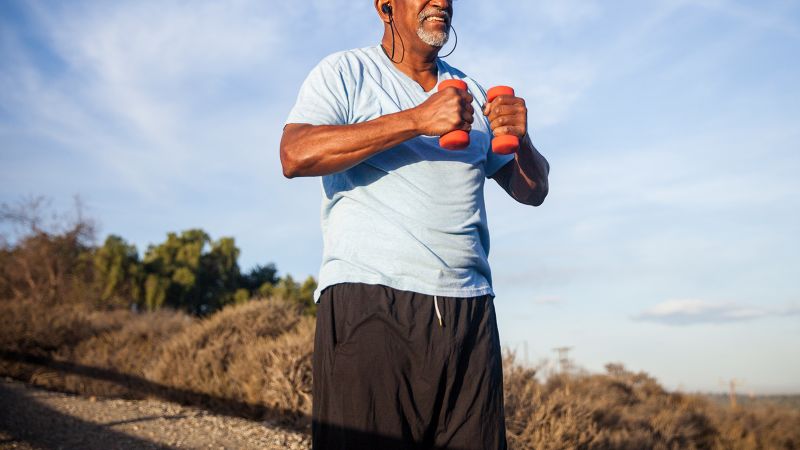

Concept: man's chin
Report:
left=416, top=29, right=449, bottom=48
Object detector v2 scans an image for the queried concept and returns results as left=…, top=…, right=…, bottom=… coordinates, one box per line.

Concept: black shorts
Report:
left=312, top=283, right=507, bottom=450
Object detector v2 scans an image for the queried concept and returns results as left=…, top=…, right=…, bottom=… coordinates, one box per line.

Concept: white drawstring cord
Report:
left=434, top=295, right=443, bottom=327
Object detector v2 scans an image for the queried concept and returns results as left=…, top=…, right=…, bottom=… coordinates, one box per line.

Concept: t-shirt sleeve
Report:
left=285, top=56, right=351, bottom=126
left=472, top=81, right=515, bottom=178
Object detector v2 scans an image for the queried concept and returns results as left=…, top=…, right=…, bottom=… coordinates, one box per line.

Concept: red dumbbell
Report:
left=437, top=79, right=470, bottom=150
left=486, top=86, right=520, bottom=155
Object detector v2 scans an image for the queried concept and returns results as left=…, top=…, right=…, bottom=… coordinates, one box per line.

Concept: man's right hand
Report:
left=410, top=87, right=475, bottom=137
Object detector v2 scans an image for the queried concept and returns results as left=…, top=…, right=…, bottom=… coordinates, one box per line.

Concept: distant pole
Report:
left=729, top=379, right=740, bottom=409
left=552, top=346, right=572, bottom=374
left=552, top=346, right=573, bottom=395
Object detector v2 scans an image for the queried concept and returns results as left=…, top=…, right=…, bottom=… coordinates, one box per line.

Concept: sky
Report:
left=1, top=0, right=799, bottom=394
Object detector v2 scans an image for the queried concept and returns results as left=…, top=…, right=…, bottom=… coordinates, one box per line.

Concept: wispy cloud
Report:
left=2, top=1, right=287, bottom=203
left=634, top=299, right=800, bottom=325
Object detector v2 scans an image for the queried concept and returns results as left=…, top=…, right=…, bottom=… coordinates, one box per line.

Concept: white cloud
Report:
left=634, top=299, right=799, bottom=325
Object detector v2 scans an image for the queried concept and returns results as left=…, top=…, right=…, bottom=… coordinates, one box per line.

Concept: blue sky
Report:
left=1, top=0, right=798, bottom=394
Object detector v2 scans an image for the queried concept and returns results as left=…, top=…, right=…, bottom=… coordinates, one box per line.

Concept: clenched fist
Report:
left=483, top=93, right=527, bottom=140
left=410, top=87, right=475, bottom=137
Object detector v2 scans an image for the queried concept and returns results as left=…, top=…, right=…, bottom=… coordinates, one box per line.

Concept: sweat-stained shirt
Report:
left=284, top=45, right=515, bottom=302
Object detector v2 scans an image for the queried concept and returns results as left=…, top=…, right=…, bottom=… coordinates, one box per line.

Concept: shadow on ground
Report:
left=0, top=380, right=175, bottom=450
left=0, top=350, right=470, bottom=450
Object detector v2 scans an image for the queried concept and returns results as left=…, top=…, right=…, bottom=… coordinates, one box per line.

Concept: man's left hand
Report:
left=482, top=94, right=528, bottom=140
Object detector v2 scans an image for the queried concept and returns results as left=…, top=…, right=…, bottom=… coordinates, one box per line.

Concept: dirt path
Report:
left=0, top=378, right=311, bottom=450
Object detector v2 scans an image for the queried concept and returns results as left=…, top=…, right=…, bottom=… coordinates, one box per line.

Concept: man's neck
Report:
left=380, top=33, right=440, bottom=92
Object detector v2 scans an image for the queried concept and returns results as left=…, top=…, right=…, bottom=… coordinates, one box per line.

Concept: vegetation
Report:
left=1, top=197, right=798, bottom=448
left=0, top=196, right=316, bottom=315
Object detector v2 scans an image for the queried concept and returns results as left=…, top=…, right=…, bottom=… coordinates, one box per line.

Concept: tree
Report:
left=142, top=229, right=245, bottom=314
left=93, top=235, right=143, bottom=307
left=240, top=263, right=278, bottom=294
left=264, top=274, right=317, bottom=316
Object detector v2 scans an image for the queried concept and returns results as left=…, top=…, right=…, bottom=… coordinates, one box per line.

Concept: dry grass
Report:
left=1, top=298, right=798, bottom=447
left=56, top=309, right=195, bottom=397
left=144, top=298, right=313, bottom=426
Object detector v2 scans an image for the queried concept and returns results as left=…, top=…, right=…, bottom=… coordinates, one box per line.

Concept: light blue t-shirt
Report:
left=285, top=46, right=515, bottom=301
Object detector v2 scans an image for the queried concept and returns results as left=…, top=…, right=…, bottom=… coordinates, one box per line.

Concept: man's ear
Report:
left=376, top=1, right=393, bottom=22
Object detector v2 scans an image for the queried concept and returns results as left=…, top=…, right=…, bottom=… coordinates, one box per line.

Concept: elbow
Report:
left=281, top=158, right=298, bottom=179
left=280, top=138, right=301, bottom=179
left=521, top=182, right=549, bottom=207
left=281, top=158, right=297, bottom=179
left=529, top=191, right=547, bottom=207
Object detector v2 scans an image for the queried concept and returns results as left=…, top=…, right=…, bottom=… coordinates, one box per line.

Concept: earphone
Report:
left=381, top=3, right=398, bottom=61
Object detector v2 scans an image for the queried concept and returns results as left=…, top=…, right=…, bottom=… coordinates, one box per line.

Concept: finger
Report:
left=490, top=114, right=525, bottom=131
left=462, top=110, right=474, bottom=124
left=460, top=99, right=474, bottom=115
left=492, top=125, right=526, bottom=137
left=461, top=91, right=474, bottom=105
left=492, top=95, right=525, bottom=107
left=489, top=104, right=526, bottom=120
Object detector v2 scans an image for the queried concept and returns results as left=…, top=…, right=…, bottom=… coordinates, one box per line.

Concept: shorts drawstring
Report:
left=434, top=295, right=443, bottom=327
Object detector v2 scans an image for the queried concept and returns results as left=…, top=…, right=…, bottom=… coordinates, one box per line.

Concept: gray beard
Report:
left=417, top=26, right=450, bottom=47
left=416, top=9, right=450, bottom=47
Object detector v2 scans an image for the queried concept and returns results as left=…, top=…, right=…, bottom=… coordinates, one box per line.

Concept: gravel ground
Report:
left=0, top=378, right=311, bottom=450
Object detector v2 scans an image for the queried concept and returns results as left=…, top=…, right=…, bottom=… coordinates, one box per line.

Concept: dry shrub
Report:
left=504, top=355, right=599, bottom=449
left=0, top=298, right=190, bottom=396
left=54, top=309, right=195, bottom=397
left=708, top=402, right=800, bottom=449
left=502, top=353, right=800, bottom=450
left=4, top=296, right=798, bottom=445
left=0, top=196, right=97, bottom=305
left=144, top=298, right=313, bottom=427
left=503, top=354, right=716, bottom=449
left=0, top=299, right=126, bottom=353
left=229, top=318, right=314, bottom=425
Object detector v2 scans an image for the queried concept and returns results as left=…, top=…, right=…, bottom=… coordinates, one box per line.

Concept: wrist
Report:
left=400, top=107, right=423, bottom=136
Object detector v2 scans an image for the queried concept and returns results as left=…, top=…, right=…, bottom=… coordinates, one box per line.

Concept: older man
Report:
left=281, top=1, right=549, bottom=448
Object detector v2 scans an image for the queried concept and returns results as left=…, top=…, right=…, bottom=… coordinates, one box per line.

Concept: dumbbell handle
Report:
left=486, top=86, right=520, bottom=154
left=437, top=79, right=470, bottom=150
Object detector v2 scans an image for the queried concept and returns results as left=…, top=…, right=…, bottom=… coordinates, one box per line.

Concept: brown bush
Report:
left=55, top=309, right=195, bottom=397
left=2, top=297, right=798, bottom=446
left=0, top=196, right=97, bottom=306
left=502, top=353, right=800, bottom=449
left=144, top=298, right=313, bottom=426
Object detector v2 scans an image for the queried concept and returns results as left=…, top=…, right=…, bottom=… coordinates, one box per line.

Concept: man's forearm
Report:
left=510, top=134, right=550, bottom=206
left=280, top=110, right=420, bottom=178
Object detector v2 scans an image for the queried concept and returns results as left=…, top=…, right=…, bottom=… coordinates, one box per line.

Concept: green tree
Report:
left=142, top=229, right=245, bottom=314
left=93, top=235, right=143, bottom=307
left=144, top=273, right=168, bottom=311
left=298, top=275, right=317, bottom=316
left=143, top=229, right=210, bottom=314
left=240, top=263, right=278, bottom=295
left=267, top=274, right=317, bottom=316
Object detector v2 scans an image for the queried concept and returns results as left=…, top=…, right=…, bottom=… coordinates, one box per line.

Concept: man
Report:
left=281, top=1, right=549, bottom=448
